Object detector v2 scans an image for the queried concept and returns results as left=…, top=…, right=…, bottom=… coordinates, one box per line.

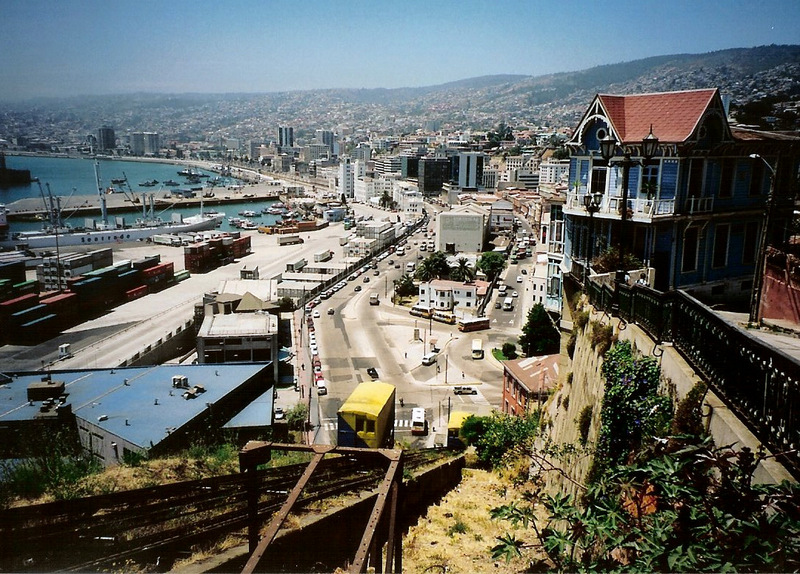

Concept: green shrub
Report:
left=501, top=342, right=517, bottom=359
left=672, top=381, right=708, bottom=437
left=574, top=310, right=590, bottom=331
left=577, top=405, right=593, bottom=445
left=562, top=395, right=570, bottom=411
left=566, top=332, right=577, bottom=359
left=590, top=321, right=615, bottom=356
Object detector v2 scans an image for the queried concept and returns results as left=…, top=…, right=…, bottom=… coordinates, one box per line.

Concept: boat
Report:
left=111, top=177, right=126, bottom=185
left=239, top=210, right=258, bottom=217
left=139, top=179, right=159, bottom=187
left=163, top=179, right=180, bottom=186
left=3, top=162, right=223, bottom=249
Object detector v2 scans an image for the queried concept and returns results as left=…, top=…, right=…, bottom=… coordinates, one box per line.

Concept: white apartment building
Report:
left=354, top=175, right=393, bottom=204
left=394, top=181, right=423, bottom=216
left=338, top=157, right=354, bottom=199
left=539, top=159, right=570, bottom=185
left=418, top=279, right=482, bottom=314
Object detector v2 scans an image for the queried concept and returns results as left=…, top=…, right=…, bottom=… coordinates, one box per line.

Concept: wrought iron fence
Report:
left=585, top=278, right=799, bottom=477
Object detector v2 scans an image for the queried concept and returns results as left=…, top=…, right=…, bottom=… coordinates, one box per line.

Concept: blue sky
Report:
left=1, top=0, right=798, bottom=101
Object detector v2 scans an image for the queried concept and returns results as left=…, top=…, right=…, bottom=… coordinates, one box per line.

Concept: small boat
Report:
left=139, top=179, right=159, bottom=187
left=239, top=210, right=257, bottom=217
left=111, top=177, right=126, bottom=184
left=163, top=179, right=180, bottom=186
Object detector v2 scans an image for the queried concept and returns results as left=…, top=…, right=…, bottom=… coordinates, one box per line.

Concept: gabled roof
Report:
left=597, top=88, right=719, bottom=144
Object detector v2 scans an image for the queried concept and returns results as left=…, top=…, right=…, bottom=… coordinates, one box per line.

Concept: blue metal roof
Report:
left=223, top=387, right=275, bottom=429
left=0, top=363, right=273, bottom=448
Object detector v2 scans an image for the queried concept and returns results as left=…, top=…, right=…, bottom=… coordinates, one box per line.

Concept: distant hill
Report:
left=1, top=45, right=798, bottom=142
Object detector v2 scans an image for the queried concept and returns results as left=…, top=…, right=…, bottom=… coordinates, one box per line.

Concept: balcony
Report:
left=565, top=192, right=676, bottom=221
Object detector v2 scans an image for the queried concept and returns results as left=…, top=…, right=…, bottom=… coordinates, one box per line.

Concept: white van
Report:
left=316, top=380, right=328, bottom=395
left=422, top=352, right=438, bottom=366
left=406, top=262, right=416, bottom=273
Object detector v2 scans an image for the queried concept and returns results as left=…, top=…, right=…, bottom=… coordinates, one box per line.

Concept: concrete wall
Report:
left=540, top=306, right=794, bottom=499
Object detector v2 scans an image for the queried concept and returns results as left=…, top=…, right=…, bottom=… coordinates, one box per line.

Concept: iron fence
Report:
left=585, top=278, right=799, bottom=477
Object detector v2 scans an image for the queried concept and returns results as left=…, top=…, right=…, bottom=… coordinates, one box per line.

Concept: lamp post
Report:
left=748, top=153, right=778, bottom=325
left=582, top=191, right=603, bottom=285
left=599, top=126, right=659, bottom=313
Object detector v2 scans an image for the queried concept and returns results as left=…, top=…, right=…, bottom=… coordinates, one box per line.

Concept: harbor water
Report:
left=1, top=156, right=286, bottom=235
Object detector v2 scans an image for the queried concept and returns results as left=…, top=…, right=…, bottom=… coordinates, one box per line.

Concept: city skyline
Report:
left=1, top=0, right=799, bottom=102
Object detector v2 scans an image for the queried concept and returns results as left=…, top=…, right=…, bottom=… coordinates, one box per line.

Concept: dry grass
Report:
left=403, top=468, right=548, bottom=573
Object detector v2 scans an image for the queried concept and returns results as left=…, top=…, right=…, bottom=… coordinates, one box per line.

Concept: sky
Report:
left=1, top=0, right=799, bottom=102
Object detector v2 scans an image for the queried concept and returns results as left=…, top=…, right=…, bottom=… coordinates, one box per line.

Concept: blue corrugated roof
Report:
left=223, top=387, right=275, bottom=429
left=0, top=363, right=273, bottom=448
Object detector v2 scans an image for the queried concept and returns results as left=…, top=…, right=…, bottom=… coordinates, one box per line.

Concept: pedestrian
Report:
left=404, top=352, right=407, bottom=358
left=462, top=371, right=465, bottom=379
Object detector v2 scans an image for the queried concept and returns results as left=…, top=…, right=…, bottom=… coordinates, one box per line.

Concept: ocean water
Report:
left=1, top=156, right=283, bottom=234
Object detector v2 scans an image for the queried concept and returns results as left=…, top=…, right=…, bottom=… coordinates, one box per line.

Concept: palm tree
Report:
left=414, top=258, right=438, bottom=283
left=379, top=190, right=393, bottom=209
left=450, top=257, right=475, bottom=282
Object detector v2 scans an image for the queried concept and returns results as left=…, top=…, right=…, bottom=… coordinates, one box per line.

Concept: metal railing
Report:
left=586, top=278, right=799, bottom=478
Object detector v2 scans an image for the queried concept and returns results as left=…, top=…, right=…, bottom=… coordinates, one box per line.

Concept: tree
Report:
left=393, top=274, right=416, bottom=297
left=460, top=412, right=540, bottom=468
left=476, top=251, right=506, bottom=281
left=415, top=252, right=449, bottom=283
left=379, top=190, right=393, bottom=209
left=450, top=257, right=475, bottom=282
left=518, top=303, right=560, bottom=356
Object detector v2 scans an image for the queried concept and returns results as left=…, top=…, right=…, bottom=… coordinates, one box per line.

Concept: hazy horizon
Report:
left=2, top=0, right=799, bottom=102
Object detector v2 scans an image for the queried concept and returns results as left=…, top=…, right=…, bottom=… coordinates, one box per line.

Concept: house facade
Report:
left=418, top=279, right=485, bottom=315
left=501, top=354, right=560, bottom=416
left=550, top=88, right=798, bottom=312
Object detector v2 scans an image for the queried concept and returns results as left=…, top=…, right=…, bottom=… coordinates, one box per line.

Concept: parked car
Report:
left=274, top=407, right=285, bottom=420
left=495, top=301, right=502, bottom=309
left=516, top=276, right=523, bottom=283
left=312, top=310, right=320, bottom=318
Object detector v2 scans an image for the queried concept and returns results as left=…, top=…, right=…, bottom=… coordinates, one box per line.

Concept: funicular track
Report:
left=0, top=446, right=453, bottom=573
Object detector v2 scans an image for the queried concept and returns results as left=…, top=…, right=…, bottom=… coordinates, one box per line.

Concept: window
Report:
left=590, top=166, right=607, bottom=196
left=682, top=226, right=700, bottom=273
left=641, top=163, right=659, bottom=198
left=712, top=224, right=729, bottom=268
left=742, top=221, right=758, bottom=264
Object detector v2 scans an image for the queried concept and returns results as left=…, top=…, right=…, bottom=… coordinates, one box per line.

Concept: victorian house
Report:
left=548, top=88, right=798, bottom=312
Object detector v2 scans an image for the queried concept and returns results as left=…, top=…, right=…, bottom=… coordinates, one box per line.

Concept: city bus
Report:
left=410, top=304, right=433, bottom=318
left=458, top=317, right=490, bottom=332
left=411, top=407, right=427, bottom=435
left=471, top=339, right=484, bottom=359
left=337, top=382, right=396, bottom=449
left=432, top=310, right=456, bottom=324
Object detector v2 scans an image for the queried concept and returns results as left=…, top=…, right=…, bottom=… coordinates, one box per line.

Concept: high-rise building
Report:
left=338, top=157, right=354, bottom=199
left=131, top=132, right=145, bottom=156
left=144, top=132, right=160, bottom=156
left=418, top=157, right=451, bottom=196
left=278, top=126, right=294, bottom=149
left=97, top=125, right=116, bottom=151
left=315, top=129, right=335, bottom=154
left=456, top=152, right=485, bottom=190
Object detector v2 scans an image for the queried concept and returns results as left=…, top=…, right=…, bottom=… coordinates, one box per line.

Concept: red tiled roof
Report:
left=598, top=88, right=718, bottom=144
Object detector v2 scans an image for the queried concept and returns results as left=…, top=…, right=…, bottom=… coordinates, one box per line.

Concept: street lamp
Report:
left=598, top=125, right=659, bottom=312
left=748, top=153, right=778, bottom=325
left=582, top=191, right=603, bottom=284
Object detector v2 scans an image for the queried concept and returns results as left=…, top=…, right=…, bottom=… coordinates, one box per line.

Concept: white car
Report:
left=516, top=276, right=523, bottom=283
left=312, top=310, right=321, bottom=319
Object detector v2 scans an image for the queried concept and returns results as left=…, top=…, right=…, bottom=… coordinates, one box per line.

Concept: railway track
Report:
left=1, top=449, right=452, bottom=572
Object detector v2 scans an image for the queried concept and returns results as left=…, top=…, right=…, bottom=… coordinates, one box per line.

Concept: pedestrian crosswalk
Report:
left=321, top=419, right=415, bottom=431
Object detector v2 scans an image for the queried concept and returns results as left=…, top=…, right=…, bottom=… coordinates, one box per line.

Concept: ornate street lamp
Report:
left=599, top=125, right=659, bottom=312
left=582, top=191, right=603, bottom=284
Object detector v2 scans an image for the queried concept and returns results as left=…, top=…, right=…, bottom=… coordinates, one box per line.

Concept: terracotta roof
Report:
left=504, top=354, right=561, bottom=394
left=598, top=88, right=718, bottom=144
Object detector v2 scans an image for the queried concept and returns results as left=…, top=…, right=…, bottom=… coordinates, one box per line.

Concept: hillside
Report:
left=1, top=45, right=798, bottom=144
